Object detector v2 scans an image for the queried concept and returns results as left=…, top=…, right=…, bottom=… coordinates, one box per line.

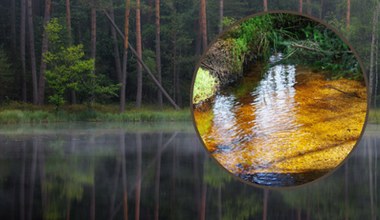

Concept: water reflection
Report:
left=0, top=122, right=378, bottom=219
left=252, top=55, right=298, bottom=138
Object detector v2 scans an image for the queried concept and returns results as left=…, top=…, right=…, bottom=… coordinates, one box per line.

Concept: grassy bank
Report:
left=0, top=102, right=190, bottom=124
left=368, top=109, right=380, bottom=124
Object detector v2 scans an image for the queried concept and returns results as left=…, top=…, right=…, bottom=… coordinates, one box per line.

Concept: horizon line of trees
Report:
left=0, top=0, right=379, bottom=112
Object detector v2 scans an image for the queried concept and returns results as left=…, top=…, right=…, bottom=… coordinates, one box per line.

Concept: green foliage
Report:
left=44, top=19, right=119, bottom=110
left=193, top=68, right=218, bottom=104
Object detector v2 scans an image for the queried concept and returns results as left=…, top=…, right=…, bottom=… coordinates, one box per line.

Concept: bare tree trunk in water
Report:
left=38, top=0, right=52, bottom=105
left=368, top=138, right=376, bottom=220
left=135, top=134, right=142, bottom=220
left=299, top=0, right=303, bottom=13
left=66, top=198, right=71, bottom=220
left=219, top=0, right=224, bottom=32
left=199, top=158, right=207, bottom=220
left=170, top=140, right=177, bottom=220
left=346, top=0, right=351, bottom=30
left=200, top=0, right=207, bottom=51
left=263, top=0, right=268, bottom=11
left=20, top=0, right=27, bottom=102
left=28, top=138, right=38, bottom=220
left=120, top=132, right=128, bottom=220
left=154, top=133, right=163, bottom=220
left=108, top=148, right=121, bottom=220
left=217, top=185, right=222, bottom=220
left=262, top=189, right=269, bottom=220
left=155, top=0, right=163, bottom=108
left=193, top=150, right=200, bottom=220
left=20, top=142, right=26, bottom=220
left=38, top=143, right=47, bottom=217
left=90, top=183, right=96, bottom=220
left=26, top=0, right=38, bottom=104
left=369, top=3, right=380, bottom=106
left=135, top=0, right=143, bottom=108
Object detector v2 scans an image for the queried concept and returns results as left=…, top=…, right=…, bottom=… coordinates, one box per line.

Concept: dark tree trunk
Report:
left=369, top=3, right=380, bottom=105
left=110, top=4, right=122, bottom=82
left=307, top=0, right=311, bottom=15
left=263, top=0, right=268, bottom=12
left=38, top=0, right=52, bottom=105
left=346, top=0, right=351, bottom=30
left=219, top=0, right=224, bottom=33
left=66, top=0, right=76, bottom=104
left=299, top=0, right=303, bottom=13
left=200, top=0, right=207, bottom=51
left=135, top=0, right=143, bottom=108
left=26, top=0, right=38, bottom=104
left=90, top=1, right=97, bottom=66
left=90, top=183, right=96, bottom=220
left=195, top=15, right=201, bottom=55
left=20, top=0, right=27, bottom=102
left=11, top=0, right=16, bottom=55
left=155, top=0, right=163, bottom=108
left=319, top=0, right=323, bottom=19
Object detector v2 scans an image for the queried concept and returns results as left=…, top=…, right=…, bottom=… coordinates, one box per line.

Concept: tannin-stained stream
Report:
left=194, top=54, right=367, bottom=186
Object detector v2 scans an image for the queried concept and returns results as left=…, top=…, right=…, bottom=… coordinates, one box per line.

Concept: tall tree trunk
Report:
left=155, top=0, right=163, bottom=108
left=11, top=0, right=16, bottom=55
left=26, top=0, right=38, bottom=104
left=135, top=0, right=143, bottom=108
left=38, top=0, right=52, bottom=105
left=66, top=0, right=72, bottom=44
left=200, top=0, right=207, bottom=51
left=319, top=0, right=323, bottom=19
left=263, top=0, right=268, bottom=12
left=66, top=0, right=76, bottom=104
left=299, top=0, right=303, bottom=13
left=346, top=0, right=351, bottom=30
left=20, top=0, right=27, bottom=102
left=219, top=0, right=224, bottom=32
left=369, top=3, right=380, bottom=106
left=135, top=133, right=142, bottom=220
left=110, top=4, right=122, bottom=82
left=91, top=1, right=97, bottom=66
left=307, top=0, right=311, bottom=15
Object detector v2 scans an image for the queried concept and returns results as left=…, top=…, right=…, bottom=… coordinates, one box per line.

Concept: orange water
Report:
left=194, top=61, right=367, bottom=184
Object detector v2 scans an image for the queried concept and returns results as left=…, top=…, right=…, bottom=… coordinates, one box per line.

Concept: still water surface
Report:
left=0, top=122, right=378, bottom=219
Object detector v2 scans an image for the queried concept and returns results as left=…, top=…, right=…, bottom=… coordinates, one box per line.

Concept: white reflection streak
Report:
left=252, top=54, right=298, bottom=139
left=212, top=95, right=238, bottom=146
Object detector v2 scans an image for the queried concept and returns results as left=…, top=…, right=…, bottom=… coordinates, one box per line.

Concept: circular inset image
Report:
left=191, top=12, right=368, bottom=187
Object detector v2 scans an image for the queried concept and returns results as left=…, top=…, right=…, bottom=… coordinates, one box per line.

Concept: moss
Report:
left=193, top=68, right=219, bottom=104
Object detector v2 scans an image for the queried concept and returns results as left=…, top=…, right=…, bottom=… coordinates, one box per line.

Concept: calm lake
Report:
left=0, top=122, right=378, bottom=219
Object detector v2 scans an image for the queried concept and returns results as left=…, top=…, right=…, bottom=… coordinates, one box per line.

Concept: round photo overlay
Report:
left=191, top=12, right=368, bottom=187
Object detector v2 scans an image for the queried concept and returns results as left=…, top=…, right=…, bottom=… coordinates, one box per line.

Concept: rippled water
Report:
left=194, top=54, right=367, bottom=186
left=0, top=122, right=378, bottom=219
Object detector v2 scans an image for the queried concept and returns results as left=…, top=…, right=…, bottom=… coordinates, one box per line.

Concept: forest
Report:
left=0, top=0, right=379, bottom=122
